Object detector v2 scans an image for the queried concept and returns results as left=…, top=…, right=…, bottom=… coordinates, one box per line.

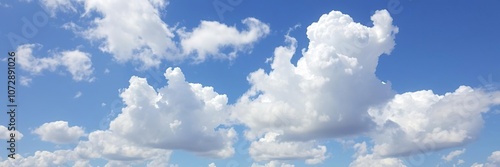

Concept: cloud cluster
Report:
left=43, top=0, right=270, bottom=69
left=16, top=44, right=95, bottom=83
left=7, top=1, right=500, bottom=166
left=369, top=87, right=500, bottom=157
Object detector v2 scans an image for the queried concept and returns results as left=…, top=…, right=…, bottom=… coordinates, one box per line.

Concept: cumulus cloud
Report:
left=46, top=0, right=269, bottom=68
left=208, top=162, right=216, bottom=167
left=231, top=9, right=398, bottom=142
left=0, top=150, right=81, bottom=167
left=81, top=0, right=177, bottom=69
left=229, top=8, right=500, bottom=163
left=369, top=87, right=500, bottom=157
left=442, top=149, right=466, bottom=162
left=109, top=67, right=236, bottom=158
left=178, top=17, right=270, bottom=62
left=487, top=151, right=500, bottom=166
left=471, top=151, right=500, bottom=167
left=349, top=142, right=406, bottom=167
left=249, top=132, right=327, bottom=164
left=0, top=126, right=23, bottom=140
left=16, top=44, right=95, bottom=82
left=251, top=161, right=295, bottom=167
left=32, top=121, right=85, bottom=144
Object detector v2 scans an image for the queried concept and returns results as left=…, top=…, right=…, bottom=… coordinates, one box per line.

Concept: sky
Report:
left=0, top=0, right=500, bottom=167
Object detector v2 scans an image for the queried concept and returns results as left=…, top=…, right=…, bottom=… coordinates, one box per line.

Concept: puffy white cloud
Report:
left=251, top=161, right=295, bottom=167
left=0, top=150, right=78, bottom=167
left=208, top=162, right=216, bottom=167
left=249, top=132, right=327, bottom=164
left=442, top=149, right=466, bottom=162
left=81, top=0, right=177, bottom=69
left=0, top=126, right=23, bottom=140
left=16, top=44, right=59, bottom=74
left=178, top=17, right=270, bottom=62
left=109, top=67, right=236, bottom=158
left=32, top=121, right=85, bottom=144
left=59, top=50, right=95, bottom=81
left=369, top=87, right=500, bottom=157
left=16, top=44, right=95, bottom=82
left=231, top=10, right=397, bottom=141
left=41, top=0, right=271, bottom=68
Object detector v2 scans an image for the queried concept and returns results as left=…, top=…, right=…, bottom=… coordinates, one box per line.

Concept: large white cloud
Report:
left=178, top=17, right=270, bottom=62
left=80, top=0, right=177, bottom=69
left=231, top=9, right=398, bottom=142
left=249, top=132, right=327, bottom=164
left=32, top=121, right=85, bottom=144
left=368, top=86, right=500, bottom=157
left=16, top=44, right=95, bottom=82
left=109, top=67, right=236, bottom=158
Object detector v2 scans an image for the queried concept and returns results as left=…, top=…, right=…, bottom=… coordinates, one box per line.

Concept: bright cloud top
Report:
left=110, top=67, right=236, bottom=158
left=231, top=10, right=398, bottom=142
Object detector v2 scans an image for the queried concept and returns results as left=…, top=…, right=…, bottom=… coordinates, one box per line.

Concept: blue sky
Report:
left=1, top=0, right=500, bottom=166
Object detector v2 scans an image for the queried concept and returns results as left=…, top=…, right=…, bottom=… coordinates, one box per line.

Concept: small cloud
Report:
left=74, top=91, right=82, bottom=98
left=101, top=103, right=106, bottom=107
left=32, top=121, right=85, bottom=144
left=442, top=149, right=466, bottom=162
left=104, top=68, right=110, bottom=74
left=20, top=76, right=33, bottom=86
